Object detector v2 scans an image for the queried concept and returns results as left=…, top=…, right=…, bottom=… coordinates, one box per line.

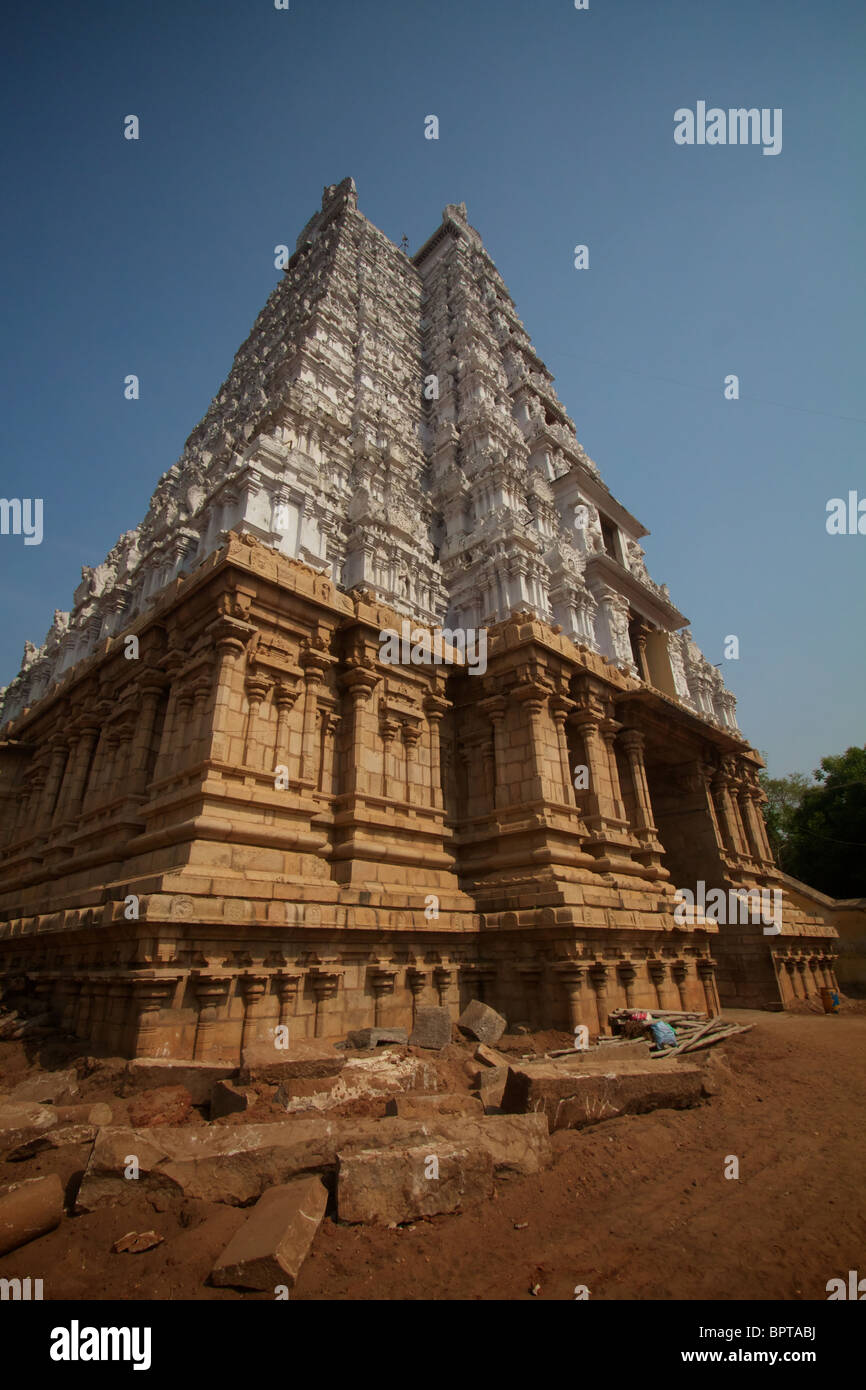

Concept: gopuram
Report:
left=0, top=179, right=839, bottom=1060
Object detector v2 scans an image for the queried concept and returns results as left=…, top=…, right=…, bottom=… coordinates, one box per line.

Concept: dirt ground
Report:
left=1, top=1008, right=863, bottom=1301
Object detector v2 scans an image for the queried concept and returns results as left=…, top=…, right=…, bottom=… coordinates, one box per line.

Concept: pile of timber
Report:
left=608, top=1009, right=754, bottom=1058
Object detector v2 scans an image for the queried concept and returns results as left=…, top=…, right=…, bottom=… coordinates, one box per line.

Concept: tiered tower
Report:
left=0, top=180, right=837, bottom=1059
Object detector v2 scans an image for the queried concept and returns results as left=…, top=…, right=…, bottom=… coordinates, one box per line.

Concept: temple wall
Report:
left=0, top=539, right=838, bottom=1057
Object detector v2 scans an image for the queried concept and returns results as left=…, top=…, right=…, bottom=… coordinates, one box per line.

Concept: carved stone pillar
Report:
left=554, top=962, right=588, bottom=1031
left=590, top=963, right=610, bottom=1035
left=67, top=724, right=101, bottom=822
left=671, top=960, right=689, bottom=1011
left=423, top=694, right=448, bottom=810
left=600, top=721, right=627, bottom=822
left=618, top=730, right=655, bottom=835
left=695, top=761, right=726, bottom=853
left=379, top=717, right=399, bottom=799
left=243, top=676, right=271, bottom=770
left=191, top=678, right=212, bottom=765
left=697, top=958, right=720, bottom=1016
left=406, top=967, right=428, bottom=1023
left=713, top=766, right=748, bottom=856
left=617, top=961, right=637, bottom=1010
left=433, top=965, right=453, bottom=1009
left=130, top=977, right=178, bottom=1058
left=208, top=629, right=247, bottom=763
left=310, top=969, right=341, bottom=1037
left=401, top=721, right=422, bottom=804
left=127, top=683, right=165, bottom=797
left=795, top=959, right=809, bottom=998
left=746, top=786, right=775, bottom=862
left=239, top=973, right=268, bottom=1054
left=276, top=972, right=301, bottom=1030
left=340, top=668, right=379, bottom=798
left=171, top=687, right=197, bottom=775
left=153, top=662, right=185, bottom=782
left=318, top=709, right=340, bottom=794
left=572, top=709, right=614, bottom=823
left=371, top=964, right=398, bottom=1026
left=192, top=975, right=231, bottom=1060
left=39, top=738, right=69, bottom=828
left=298, top=657, right=325, bottom=784
left=649, top=959, right=668, bottom=1012
left=513, top=682, right=551, bottom=802
left=550, top=696, right=576, bottom=806
left=273, top=682, right=300, bottom=776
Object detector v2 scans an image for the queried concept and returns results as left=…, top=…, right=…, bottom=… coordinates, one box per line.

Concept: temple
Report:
left=0, top=179, right=838, bottom=1060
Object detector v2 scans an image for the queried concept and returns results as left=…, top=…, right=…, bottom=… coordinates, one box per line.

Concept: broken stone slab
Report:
left=458, top=999, right=507, bottom=1046
left=76, top=1111, right=551, bottom=1211
left=337, top=1141, right=494, bottom=1225
left=211, top=1176, right=328, bottom=1290
left=409, top=1007, right=452, bottom=1050
left=434, top=1114, right=552, bottom=1178
left=8, top=1124, right=99, bottom=1161
left=0, top=1102, right=59, bottom=1158
left=474, top=1043, right=511, bottom=1068
left=468, top=1065, right=510, bottom=1092
left=385, top=1093, right=484, bottom=1119
left=345, top=1027, right=408, bottom=1050
left=126, top=1058, right=237, bottom=1105
left=274, top=1052, right=438, bottom=1114
left=239, top=1039, right=345, bottom=1086
left=501, top=1062, right=703, bottom=1131
left=210, top=1080, right=255, bottom=1119
left=53, top=1103, right=113, bottom=1126
left=9, top=1069, right=79, bottom=1104
left=0, top=1173, right=64, bottom=1256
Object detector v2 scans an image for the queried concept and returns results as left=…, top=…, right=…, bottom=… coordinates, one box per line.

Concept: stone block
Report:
left=276, top=1052, right=432, bottom=1113
left=211, top=1080, right=255, bottom=1119
left=468, top=1065, right=509, bottom=1091
left=52, top=1103, right=113, bottom=1126
left=126, top=1058, right=237, bottom=1104
left=210, top=1176, right=328, bottom=1290
left=435, top=1114, right=552, bottom=1177
left=345, top=1027, right=408, bottom=1049
left=337, top=1141, right=494, bottom=1225
left=385, top=1093, right=484, bottom=1119
left=9, top=1069, right=79, bottom=1104
left=0, top=1102, right=58, bottom=1158
left=7, top=1124, right=99, bottom=1161
left=458, top=999, right=507, bottom=1046
left=75, top=1111, right=550, bottom=1211
left=500, top=1062, right=703, bottom=1131
left=240, top=1039, right=345, bottom=1085
left=409, top=1008, right=451, bottom=1050
left=475, top=1043, right=510, bottom=1067
left=0, top=1174, right=64, bottom=1256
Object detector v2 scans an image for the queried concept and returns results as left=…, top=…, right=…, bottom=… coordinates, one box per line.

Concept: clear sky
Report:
left=1, top=0, right=863, bottom=779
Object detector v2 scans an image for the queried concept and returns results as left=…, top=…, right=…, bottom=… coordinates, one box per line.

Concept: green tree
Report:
left=759, top=767, right=813, bottom=869
left=780, top=745, right=866, bottom=897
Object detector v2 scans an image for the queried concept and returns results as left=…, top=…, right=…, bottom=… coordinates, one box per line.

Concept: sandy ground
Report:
left=1, top=1008, right=863, bottom=1301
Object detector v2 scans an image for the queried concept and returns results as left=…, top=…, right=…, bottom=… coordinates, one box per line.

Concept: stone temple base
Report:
left=0, top=539, right=839, bottom=1059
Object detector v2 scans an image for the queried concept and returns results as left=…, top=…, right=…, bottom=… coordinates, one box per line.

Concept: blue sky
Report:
left=1, top=0, right=863, bottom=778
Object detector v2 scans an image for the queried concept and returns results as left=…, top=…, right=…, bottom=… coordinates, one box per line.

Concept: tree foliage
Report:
left=762, top=746, right=866, bottom=898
